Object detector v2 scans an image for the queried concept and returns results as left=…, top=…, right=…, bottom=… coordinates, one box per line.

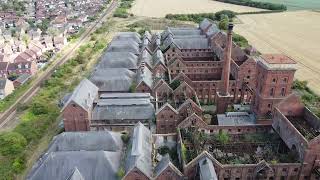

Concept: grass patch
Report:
left=293, top=80, right=320, bottom=117
left=113, top=0, right=134, bottom=18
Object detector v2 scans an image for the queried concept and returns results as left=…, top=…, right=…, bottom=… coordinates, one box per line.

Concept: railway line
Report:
left=0, top=0, right=118, bottom=129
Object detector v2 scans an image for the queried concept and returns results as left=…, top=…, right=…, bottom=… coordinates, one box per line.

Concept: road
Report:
left=0, top=0, right=118, bottom=130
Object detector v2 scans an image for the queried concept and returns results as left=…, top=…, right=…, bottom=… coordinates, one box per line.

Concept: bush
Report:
left=215, top=0, right=287, bottom=11
left=158, top=146, right=170, bottom=155
left=215, top=10, right=236, bottom=21
left=116, top=167, right=125, bottom=179
left=215, top=131, right=230, bottom=145
left=121, top=134, right=130, bottom=144
left=113, top=8, right=129, bottom=18
left=169, top=80, right=180, bottom=90
left=0, top=132, right=27, bottom=156
left=233, top=33, right=249, bottom=48
left=218, top=15, right=229, bottom=30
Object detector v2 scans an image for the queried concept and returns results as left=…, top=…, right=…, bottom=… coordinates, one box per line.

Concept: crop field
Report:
left=130, top=0, right=263, bottom=17
left=234, top=10, right=320, bottom=95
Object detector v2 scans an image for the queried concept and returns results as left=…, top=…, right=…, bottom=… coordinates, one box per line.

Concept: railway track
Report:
left=0, top=0, right=118, bottom=129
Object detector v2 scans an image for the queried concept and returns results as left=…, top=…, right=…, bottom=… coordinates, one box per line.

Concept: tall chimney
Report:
left=221, top=23, right=233, bottom=96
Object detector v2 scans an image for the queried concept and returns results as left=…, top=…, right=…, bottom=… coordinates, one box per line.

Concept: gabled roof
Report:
left=107, top=40, right=140, bottom=55
left=156, top=103, right=178, bottom=115
left=199, top=157, right=218, bottom=180
left=28, top=151, right=121, bottom=180
left=125, top=122, right=153, bottom=178
left=154, top=154, right=183, bottom=178
left=66, top=167, right=84, bottom=180
left=97, top=52, right=138, bottom=70
left=199, top=18, right=212, bottom=31
left=141, top=49, right=153, bottom=68
left=137, top=66, right=153, bottom=89
left=177, top=98, right=202, bottom=112
left=114, top=32, right=141, bottom=44
left=185, top=151, right=223, bottom=171
left=92, top=98, right=155, bottom=121
left=89, top=68, right=135, bottom=92
left=174, top=38, right=209, bottom=49
left=62, top=78, right=98, bottom=112
left=178, top=113, right=207, bottom=129
left=173, top=81, right=195, bottom=94
left=153, top=49, right=165, bottom=66
left=47, top=131, right=123, bottom=153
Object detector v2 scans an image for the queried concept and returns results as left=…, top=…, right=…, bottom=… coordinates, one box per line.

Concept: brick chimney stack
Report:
left=221, top=23, right=233, bottom=96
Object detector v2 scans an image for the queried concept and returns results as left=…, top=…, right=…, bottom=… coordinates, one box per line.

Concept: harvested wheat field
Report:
left=234, top=11, right=320, bottom=95
left=130, top=0, right=263, bottom=17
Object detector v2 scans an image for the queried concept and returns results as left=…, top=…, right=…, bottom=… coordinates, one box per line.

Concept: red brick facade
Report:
left=62, top=101, right=91, bottom=131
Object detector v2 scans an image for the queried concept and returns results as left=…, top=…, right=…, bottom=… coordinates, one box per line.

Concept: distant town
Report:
left=0, top=0, right=108, bottom=98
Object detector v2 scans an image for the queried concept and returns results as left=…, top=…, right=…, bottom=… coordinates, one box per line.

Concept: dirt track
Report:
left=234, top=10, right=320, bottom=95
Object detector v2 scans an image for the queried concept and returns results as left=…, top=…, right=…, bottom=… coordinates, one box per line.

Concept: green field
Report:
left=254, top=0, right=320, bottom=10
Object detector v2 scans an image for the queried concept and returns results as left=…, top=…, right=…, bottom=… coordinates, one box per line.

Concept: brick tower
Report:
left=252, top=54, right=297, bottom=120
left=216, top=24, right=234, bottom=114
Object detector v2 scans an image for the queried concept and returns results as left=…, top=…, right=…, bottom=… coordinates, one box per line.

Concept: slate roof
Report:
left=62, top=79, right=98, bottom=112
left=174, top=38, right=209, bottom=49
left=199, top=157, right=218, bottom=180
left=154, top=154, right=183, bottom=178
left=100, top=93, right=151, bottom=99
left=217, top=112, right=256, bottom=126
left=28, top=131, right=124, bottom=180
left=125, top=122, right=153, bottom=178
left=153, top=50, right=165, bottom=66
left=14, top=73, right=31, bottom=84
left=107, top=40, right=140, bottom=55
left=199, top=18, right=212, bottom=31
left=0, top=78, right=8, bottom=89
left=89, top=68, right=136, bottom=92
left=205, top=23, right=220, bottom=37
left=28, top=151, right=121, bottom=180
left=141, top=49, right=153, bottom=68
left=137, top=66, right=153, bottom=89
left=97, top=52, right=138, bottom=70
left=66, top=168, right=84, bottom=180
left=47, top=131, right=123, bottom=153
left=92, top=97, right=155, bottom=121
left=114, top=32, right=141, bottom=44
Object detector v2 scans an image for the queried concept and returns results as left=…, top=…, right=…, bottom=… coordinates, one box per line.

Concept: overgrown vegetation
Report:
left=0, top=79, right=33, bottom=112
left=165, top=10, right=236, bottom=23
left=121, top=134, right=130, bottom=144
left=169, top=80, right=181, bottom=90
left=116, top=167, right=125, bottom=179
left=158, top=146, right=179, bottom=168
left=113, top=0, right=134, bottom=18
left=292, top=80, right=320, bottom=117
left=215, top=0, right=287, bottom=11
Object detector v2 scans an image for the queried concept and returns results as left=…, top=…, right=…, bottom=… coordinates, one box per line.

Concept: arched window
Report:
left=270, top=88, right=274, bottom=96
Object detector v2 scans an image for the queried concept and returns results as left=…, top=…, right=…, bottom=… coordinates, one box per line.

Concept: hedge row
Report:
left=215, top=0, right=287, bottom=11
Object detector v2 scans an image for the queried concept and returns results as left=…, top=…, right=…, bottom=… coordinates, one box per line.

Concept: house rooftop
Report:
left=261, top=54, right=296, bottom=64
left=217, top=112, right=256, bottom=126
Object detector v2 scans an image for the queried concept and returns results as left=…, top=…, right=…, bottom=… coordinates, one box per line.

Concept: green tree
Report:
left=218, top=15, right=229, bottom=30
left=48, top=27, right=59, bottom=38
left=215, top=131, right=230, bottom=145
left=0, top=132, right=27, bottom=156
left=22, top=34, right=30, bottom=49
